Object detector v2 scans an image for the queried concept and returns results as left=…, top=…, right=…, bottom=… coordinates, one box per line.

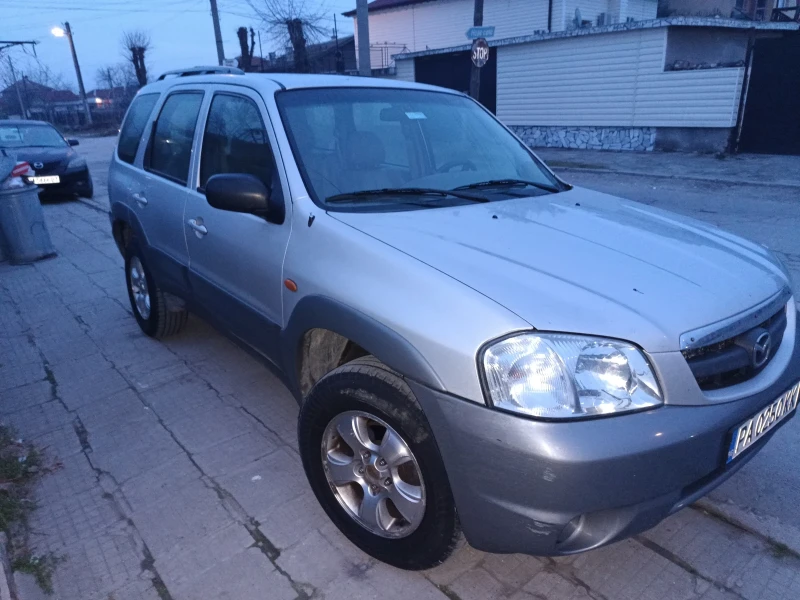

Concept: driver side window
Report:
left=199, top=93, right=280, bottom=199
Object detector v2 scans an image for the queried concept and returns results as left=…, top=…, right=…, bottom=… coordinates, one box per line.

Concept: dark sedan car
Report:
left=0, top=119, right=93, bottom=198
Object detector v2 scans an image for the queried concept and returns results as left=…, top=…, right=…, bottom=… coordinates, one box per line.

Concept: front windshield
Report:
left=276, top=87, right=560, bottom=210
left=0, top=124, right=67, bottom=148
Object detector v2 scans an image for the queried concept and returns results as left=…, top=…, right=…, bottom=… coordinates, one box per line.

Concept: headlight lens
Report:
left=67, top=156, right=87, bottom=170
left=482, top=333, right=662, bottom=419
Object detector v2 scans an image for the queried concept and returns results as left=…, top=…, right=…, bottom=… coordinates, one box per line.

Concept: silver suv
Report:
left=109, top=67, right=798, bottom=570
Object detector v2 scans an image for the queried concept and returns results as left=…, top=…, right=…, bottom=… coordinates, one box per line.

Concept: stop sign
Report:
left=471, top=38, right=489, bottom=68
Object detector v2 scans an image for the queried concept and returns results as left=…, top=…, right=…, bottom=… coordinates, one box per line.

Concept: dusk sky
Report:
left=3, top=0, right=357, bottom=91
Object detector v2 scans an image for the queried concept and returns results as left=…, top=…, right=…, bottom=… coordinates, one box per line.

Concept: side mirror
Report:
left=205, top=173, right=284, bottom=223
left=67, top=138, right=80, bottom=146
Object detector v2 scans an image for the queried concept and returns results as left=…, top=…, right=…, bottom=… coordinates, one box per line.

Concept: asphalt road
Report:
left=77, top=134, right=800, bottom=551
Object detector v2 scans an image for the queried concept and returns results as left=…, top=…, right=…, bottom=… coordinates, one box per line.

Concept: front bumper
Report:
left=34, top=168, right=92, bottom=196
left=411, top=318, right=800, bottom=556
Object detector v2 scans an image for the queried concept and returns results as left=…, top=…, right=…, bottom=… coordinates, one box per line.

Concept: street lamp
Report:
left=51, top=22, right=93, bottom=126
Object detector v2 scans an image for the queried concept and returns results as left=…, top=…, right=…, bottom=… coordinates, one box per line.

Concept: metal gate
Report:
left=413, top=49, right=497, bottom=114
left=738, top=34, right=800, bottom=155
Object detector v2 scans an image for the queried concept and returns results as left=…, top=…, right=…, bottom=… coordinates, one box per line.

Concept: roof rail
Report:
left=157, top=66, right=245, bottom=81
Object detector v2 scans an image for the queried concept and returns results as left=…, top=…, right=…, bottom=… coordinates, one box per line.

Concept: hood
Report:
left=331, top=187, right=788, bottom=352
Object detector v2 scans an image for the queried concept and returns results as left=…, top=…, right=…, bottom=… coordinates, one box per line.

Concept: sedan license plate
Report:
left=727, top=381, right=800, bottom=463
left=30, top=175, right=60, bottom=185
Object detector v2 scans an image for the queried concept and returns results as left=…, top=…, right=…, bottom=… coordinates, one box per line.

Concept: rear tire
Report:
left=125, top=242, right=187, bottom=338
left=298, top=357, right=461, bottom=570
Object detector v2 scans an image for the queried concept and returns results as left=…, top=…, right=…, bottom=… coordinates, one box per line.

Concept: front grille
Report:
left=682, top=306, right=787, bottom=390
left=35, top=160, right=63, bottom=174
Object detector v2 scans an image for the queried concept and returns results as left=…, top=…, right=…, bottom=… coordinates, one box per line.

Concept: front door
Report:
left=184, top=83, right=291, bottom=362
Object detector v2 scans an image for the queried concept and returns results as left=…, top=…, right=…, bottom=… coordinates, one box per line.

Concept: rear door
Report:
left=184, top=82, right=291, bottom=361
left=109, top=91, right=160, bottom=239
left=139, top=89, right=205, bottom=294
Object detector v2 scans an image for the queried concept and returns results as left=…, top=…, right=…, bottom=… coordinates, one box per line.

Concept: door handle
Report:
left=132, top=192, right=148, bottom=206
left=187, top=218, right=208, bottom=236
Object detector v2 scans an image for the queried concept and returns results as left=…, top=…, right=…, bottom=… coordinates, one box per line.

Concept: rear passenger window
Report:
left=199, top=94, right=277, bottom=191
left=117, top=93, right=159, bottom=164
left=147, top=92, right=203, bottom=184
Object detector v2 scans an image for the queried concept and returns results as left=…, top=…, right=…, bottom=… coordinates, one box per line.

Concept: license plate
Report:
left=727, top=381, right=800, bottom=463
left=30, top=175, right=60, bottom=185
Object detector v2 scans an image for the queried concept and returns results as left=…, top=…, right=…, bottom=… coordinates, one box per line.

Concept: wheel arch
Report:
left=282, top=295, right=445, bottom=403
left=110, top=202, right=148, bottom=257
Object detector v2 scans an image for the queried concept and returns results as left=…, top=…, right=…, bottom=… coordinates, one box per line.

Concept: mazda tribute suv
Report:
left=108, top=66, right=798, bottom=570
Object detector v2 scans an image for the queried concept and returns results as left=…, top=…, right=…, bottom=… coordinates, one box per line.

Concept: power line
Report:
left=2, top=1, right=208, bottom=14
left=3, top=0, right=203, bottom=7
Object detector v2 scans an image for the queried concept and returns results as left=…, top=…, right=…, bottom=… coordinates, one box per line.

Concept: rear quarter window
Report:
left=117, top=93, right=160, bottom=164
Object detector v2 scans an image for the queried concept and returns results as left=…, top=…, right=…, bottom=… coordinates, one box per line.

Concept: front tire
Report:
left=125, top=243, right=187, bottom=338
left=80, top=179, right=94, bottom=199
left=298, top=357, right=460, bottom=570
left=78, top=170, right=93, bottom=199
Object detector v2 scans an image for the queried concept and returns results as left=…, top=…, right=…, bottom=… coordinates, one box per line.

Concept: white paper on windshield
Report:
left=0, top=127, right=22, bottom=142
left=405, top=112, right=427, bottom=120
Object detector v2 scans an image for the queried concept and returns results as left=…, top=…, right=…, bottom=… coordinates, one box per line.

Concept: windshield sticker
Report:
left=405, top=112, right=427, bottom=120
left=0, top=127, right=23, bottom=142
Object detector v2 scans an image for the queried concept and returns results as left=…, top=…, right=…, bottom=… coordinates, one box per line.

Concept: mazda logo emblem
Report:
left=753, top=331, right=772, bottom=368
left=33, top=162, right=44, bottom=170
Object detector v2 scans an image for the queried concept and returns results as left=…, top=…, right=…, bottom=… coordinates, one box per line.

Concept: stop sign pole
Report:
left=468, top=0, right=484, bottom=100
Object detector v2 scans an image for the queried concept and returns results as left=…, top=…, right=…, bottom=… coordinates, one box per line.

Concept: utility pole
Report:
left=209, top=0, right=225, bottom=66
left=0, top=40, right=38, bottom=54
left=63, top=23, right=93, bottom=126
left=258, top=31, right=264, bottom=72
left=6, top=57, right=27, bottom=118
left=0, top=40, right=37, bottom=119
left=469, top=0, right=484, bottom=100
left=356, top=0, right=371, bottom=76
left=334, top=13, right=339, bottom=48
left=334, top=14, right=345, bottom=74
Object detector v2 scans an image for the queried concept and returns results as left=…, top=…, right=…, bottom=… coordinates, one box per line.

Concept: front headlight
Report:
left=481, top=333, right=662, bottom=419
left=67, top=156, right=87, bottom=170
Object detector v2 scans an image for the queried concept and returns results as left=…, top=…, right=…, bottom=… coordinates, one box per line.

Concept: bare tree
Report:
left=0, top=56, right=72, bottom=122
left=237, top=27, right=256, bottom=71
left=94, top=63, right=138, bottom=125
left=24, top=62, right=69, bottom=90
left=96, top=63, right=137, bottom=90
left=122, top=30, right=151, bottom=87
left=247, top=0, right=328, bottom=72
left=96, top=65, right=121, bottom=91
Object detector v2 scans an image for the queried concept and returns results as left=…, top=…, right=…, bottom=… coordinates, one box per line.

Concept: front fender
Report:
left=281, top=295, right=445, bottom=402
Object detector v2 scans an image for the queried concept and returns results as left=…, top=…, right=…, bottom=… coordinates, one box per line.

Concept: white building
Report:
left=345, top=0, right=660, bottom=69
left=345, top=1, right=800, bottom=153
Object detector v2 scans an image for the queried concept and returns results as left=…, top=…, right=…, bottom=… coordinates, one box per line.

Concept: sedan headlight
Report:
left=67, top=156, right=87, bottom=170
left=481, top=333, right=662, bottom=419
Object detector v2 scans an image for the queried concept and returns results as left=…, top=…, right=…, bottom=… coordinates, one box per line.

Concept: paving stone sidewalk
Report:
left=535, top=148, right=800, bottom=189
left=2, top=198, right=800, bottom=599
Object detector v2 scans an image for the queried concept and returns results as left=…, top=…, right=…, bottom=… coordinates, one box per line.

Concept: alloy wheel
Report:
left=321, top=410, right=426, bottom=539
left=128, top=256, right=151, bottom=320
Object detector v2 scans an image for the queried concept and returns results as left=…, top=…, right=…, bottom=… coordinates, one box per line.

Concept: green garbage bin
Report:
left=0, top=185, right=56, bottom=265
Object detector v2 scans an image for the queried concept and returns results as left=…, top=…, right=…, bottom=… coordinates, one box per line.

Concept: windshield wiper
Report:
left=454, top=179, right=561, bottom=193
left=326, top=187, right=489, bottom=204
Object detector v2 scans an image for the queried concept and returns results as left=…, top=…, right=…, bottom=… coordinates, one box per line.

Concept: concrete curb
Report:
left=550, top=165, right=800, bottom=190
left=695, top=498, right=800, bottom=558
left=0, top=533, right=15, bottom=600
